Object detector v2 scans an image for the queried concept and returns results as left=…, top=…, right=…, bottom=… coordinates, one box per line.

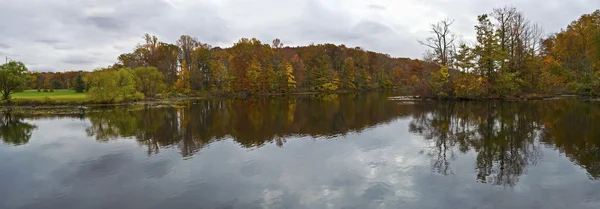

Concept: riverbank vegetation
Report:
left=0, top=6, right=598, bottom=104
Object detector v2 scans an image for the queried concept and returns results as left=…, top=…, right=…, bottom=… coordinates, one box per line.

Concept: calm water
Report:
left=1, top=93, right=600, bottom=209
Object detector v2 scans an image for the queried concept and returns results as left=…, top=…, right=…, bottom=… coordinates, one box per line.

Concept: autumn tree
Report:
left=44, top=73, right=54, bottom=91
left=429, top=66, right=451, bottom=97
left=247, top=58, right=262, bottom=93
left=341, top=57, right=357, bottom=89
left=549, top=10, right=600, bottom=94
left=283, top=62, right=296, bottom=92
left=175, top=60, right=191, bottom=93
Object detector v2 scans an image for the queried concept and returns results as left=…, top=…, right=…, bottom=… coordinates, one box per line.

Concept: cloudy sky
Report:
left=0, top=0, right=598, bottom=72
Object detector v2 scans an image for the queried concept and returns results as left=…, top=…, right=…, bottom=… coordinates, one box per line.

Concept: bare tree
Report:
left=493, top=7, right=517, bottom=51
left=272, top=38, right=283, bottom=49
left=419, top=18, right=456, bottom=67
left=493, top=6, right=517, bottom=71
left=176, top=35, right=200, bottom=68
left=529, top=23, right=544, bottom=56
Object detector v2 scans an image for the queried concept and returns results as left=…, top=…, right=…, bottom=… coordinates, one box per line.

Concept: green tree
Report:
left=75, top=72, right=86, bottom=93
left=133, top=67, right=166, bottom=97
left=86, top=68, right=143, bottom=103
left=0, top=61, right=33, bottom=100
left=474, top=14, right=500, bottom=79
left=454, top=43, right=476, bottom=72
left=51, top=79, right=63, bottom=89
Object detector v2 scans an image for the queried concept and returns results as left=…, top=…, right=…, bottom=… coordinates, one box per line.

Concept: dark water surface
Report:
left=2, top=93, right=600, bottom=209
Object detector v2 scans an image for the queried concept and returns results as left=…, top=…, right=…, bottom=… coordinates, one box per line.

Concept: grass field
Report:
left=11, top=90, right=89, bottom=103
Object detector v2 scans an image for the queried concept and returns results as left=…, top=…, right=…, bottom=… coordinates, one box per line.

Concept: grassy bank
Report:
left=3, top=90, right=89, bottom=105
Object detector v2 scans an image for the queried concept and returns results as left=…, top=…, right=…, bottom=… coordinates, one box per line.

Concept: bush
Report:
left=43, top=89, right=48, bottom=92
left=494, top=71, right=524, bottom=98
left=168, top=90, right=180, bottom=98
left=568, top=73, right=600, bottom=96
left=454, top=74, right=488, bottom=98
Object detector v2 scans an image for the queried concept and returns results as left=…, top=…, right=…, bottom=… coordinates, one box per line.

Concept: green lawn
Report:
left=11, top=90, right=89, bottom=102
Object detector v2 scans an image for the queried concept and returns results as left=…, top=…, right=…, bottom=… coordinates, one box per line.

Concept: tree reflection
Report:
left=409, top=101, right=542, bottom=187
left=86, top=107, right=181, bottom=155
left=538, top=99, right=600, bottom=179
left=0, top=113, right=37, bottom=145
left=83, top=92, right=412, bottom=157
left=409, top=99, right=600, bottom=185
left=5, top=94, right=600, bottom=185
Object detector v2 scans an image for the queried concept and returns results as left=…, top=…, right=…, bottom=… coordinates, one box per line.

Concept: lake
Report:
left=1, top=92, right=600, bottom=209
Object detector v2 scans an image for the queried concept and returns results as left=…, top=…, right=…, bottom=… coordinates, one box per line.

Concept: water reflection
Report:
left=538, top=100, right=600, bottom=180
left=407, top=99, right=600, bottom=185
left=3, top=94, right=600, bottom=208
left=85, top=93, right=410, bottom=156
left=3, top=95, right=600, bottom=184
left=0, top=113, right=37, bottom=145
left=408, top=102, right=543, bottom=187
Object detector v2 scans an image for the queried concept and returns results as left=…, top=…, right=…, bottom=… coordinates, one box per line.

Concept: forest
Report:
left=0, top=7, right=599, bottom=102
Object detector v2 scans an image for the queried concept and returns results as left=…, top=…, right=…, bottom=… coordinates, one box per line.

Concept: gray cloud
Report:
left=36, top=39, right=63, bottom=45
left=85, top=16, right=127, bottom=31
left=62, top=56, right=96, bottom=65
left=0, top=0, right=598, bottom=72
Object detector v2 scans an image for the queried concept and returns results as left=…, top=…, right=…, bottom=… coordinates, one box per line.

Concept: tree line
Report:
left=1, top=6, right=599, bottom=101
left=91, top=35, right=433, bottom=101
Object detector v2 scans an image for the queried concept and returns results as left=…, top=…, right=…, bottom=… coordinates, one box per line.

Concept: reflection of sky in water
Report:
left=1, top=117, right=600, bottom=209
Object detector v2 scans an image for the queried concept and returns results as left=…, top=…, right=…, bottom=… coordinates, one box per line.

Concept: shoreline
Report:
left=0, top=90, right=373, bottom=114
left=1, top=91, right=597, bottom=115
left=0, top=89, right=390, bottom=109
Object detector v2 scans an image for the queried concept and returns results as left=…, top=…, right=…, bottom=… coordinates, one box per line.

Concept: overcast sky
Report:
left=0, top=0, right=598, bottom=72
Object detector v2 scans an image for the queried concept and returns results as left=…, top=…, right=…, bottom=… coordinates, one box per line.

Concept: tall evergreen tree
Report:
left=74, top=72, right=86, bottom=93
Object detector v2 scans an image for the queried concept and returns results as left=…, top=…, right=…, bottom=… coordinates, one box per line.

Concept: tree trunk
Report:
left=2, top=91, right=9, bottom=100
